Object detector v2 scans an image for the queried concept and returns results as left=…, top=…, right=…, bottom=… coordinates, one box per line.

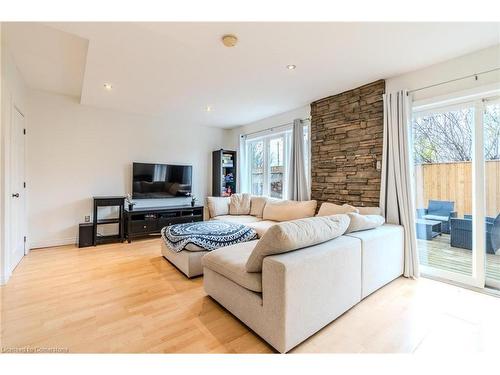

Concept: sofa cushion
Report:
left=202, top=240, right=262, bottom=292
left=346, top=213, right=385, bottom=233
left=246, top=220, right=277, bottom=238
left=317, top=202, right=359, bottom=216
left=262, top=199, right=317, bottom=222
left=246, top=214, right=350, bottom=272
left=206, top=196, right=230, bottom=218
left=229, top=193, right=252, bottom=215
left=211, top=215, right=262, bottom=224
left=345, top=224, right=403, bottom=298
left=250, top=196, right=268, bottom=218
left=356, top=206, right=383, bottom=216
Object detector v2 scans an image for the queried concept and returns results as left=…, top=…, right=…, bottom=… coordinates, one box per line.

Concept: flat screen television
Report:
left=132, top=162, right=192, bottom=199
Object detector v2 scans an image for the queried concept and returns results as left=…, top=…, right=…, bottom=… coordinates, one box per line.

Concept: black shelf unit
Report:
left=212, top=149, right=237, bottom=197
left=93, top=196, right=126, bottom=245
left=124, top=204, right=204, bottom=243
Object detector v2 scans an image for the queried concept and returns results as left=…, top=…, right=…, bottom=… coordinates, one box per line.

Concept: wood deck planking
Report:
left=418, top=234, right=500, bottom=280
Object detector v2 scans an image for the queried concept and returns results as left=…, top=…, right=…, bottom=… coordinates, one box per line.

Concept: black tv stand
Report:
left=123, top=204, right=204, bottom=243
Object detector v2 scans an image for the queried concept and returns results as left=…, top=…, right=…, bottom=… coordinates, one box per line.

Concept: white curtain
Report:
left=238, top=134, right=248, bottom=194
left=380, top=90, right=419, bottom=278
left=287, top=119, right=310, bottom=201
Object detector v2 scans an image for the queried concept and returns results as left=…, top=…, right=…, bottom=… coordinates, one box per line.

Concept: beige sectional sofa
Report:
left=161, top=195, right=317, bottom=277
left=202, top=205, right=404, bottom=353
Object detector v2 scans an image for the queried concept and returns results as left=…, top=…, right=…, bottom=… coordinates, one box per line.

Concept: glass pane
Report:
left=269, top=137, right=284, bottom=198
left=484, top=102, right=500, bottom=286
left=413, top=106, right=474, bottom=276
left=250, top=140, right=264, bottom=196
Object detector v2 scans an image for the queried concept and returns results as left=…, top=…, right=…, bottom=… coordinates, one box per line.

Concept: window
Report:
left=242, top=123, right=310, bottom=199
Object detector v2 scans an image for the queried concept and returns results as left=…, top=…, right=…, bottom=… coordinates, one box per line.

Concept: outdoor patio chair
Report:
left=450, top=214, right=498, bottom=254
left=417, top=200, right=457, bottom=234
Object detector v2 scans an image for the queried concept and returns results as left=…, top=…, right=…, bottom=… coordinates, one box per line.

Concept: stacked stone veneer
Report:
left=310, top=80, right=385, bottom=207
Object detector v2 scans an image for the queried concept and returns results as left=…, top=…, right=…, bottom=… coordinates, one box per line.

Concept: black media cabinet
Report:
left=124, top=205, right=204, bottom=243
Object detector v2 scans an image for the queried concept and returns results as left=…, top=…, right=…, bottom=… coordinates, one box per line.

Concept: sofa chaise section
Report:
left=203, top=235, right=362, bottom=353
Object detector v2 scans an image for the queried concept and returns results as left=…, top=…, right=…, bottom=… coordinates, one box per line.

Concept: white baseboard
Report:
left=30, top=237, right=77, bottom=250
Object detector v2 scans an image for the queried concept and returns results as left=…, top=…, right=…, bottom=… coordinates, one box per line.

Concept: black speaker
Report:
left=79, top=223, right=94, bottom=248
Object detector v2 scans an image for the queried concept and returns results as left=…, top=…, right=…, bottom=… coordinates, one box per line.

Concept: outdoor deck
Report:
left=418, top=234, right=500, bottom=281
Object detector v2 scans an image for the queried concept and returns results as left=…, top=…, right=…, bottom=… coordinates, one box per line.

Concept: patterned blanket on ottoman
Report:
left=161, top=221, right=257, bottom=252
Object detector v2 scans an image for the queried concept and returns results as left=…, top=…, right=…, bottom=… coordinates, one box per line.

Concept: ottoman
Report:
left=160, top=221, right=257, bottom=278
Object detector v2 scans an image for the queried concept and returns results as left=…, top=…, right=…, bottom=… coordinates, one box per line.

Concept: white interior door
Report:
left=9, top=107, right=26, bottom=273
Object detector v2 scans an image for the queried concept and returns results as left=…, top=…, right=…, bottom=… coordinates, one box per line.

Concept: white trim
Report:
left=472, top=98, right=486, bottom=288
left=420, top=265, right=478, bottom=287
left=29, top=237, right=77, bottom=250
left=412, top=82, right=500, bottom=111
left=422, top=274, right=500, bottom=298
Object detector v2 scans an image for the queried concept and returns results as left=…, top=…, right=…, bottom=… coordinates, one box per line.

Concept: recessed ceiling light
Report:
left=103, top=83, right=113, bottom=90
left=286, top=64, right=296, bottom=70
left=206, top=105, right=213, bottom=112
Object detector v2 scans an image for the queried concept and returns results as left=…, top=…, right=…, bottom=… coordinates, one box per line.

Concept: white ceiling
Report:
left=4, top=22, right=500, bottom=128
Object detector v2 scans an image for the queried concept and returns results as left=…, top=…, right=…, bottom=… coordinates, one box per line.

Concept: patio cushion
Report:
left=423, top=214, right=449, bottom=222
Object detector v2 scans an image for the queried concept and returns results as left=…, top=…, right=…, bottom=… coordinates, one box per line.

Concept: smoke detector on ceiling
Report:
left=222, top=34, right=238, bottom=47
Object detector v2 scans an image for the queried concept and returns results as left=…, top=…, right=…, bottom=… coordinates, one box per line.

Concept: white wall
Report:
left=225, top=105, right=310, bottom=150
left=386, top=44, right=500, bottom=100
left=27, top=90, right=228, bottom=249
left=1, top=26, right=28, bottom=283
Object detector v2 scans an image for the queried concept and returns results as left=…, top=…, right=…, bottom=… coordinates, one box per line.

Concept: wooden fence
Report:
left=415, top=160, right=500, bottom=218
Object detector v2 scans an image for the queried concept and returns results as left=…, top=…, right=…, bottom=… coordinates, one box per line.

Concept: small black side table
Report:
left=93, top=196, right=126, bottom=245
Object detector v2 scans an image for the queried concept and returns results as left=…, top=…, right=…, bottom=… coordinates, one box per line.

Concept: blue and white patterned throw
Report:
left=161, top=221, right=257, bottom=252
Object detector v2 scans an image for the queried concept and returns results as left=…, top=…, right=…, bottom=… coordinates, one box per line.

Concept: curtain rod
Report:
left=407, top=67, right=500, bottom=95
left=240, top=117, right=311, bottom=138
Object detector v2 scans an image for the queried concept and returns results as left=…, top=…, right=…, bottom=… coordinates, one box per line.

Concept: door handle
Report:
left=12, top=193, right=19, bottom=198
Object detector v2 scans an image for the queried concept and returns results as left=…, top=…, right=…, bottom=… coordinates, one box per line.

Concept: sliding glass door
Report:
left=412, top=91, right=499, bottom=289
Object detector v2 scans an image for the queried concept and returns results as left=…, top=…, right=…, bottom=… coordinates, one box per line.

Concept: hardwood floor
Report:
left=1, top=238, right=499, bottom=353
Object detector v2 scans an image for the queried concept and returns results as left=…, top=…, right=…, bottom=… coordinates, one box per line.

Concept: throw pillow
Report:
left=317, top=202, right=359, bottom=216
left=356, top=206, right=383, bottom=216
left=249, top=196, right=268, bottom=218
left=262, top=199, right=317, bottom=222
left=345, top=213, right=385, bottom=233
left=229, top=193, right=251, bottom=215
left=206, top=196, right=230, bottom=218
left=245, top=214, right=350, bottom=272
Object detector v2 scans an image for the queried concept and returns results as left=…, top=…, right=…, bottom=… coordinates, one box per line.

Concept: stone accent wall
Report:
left=310, top=80, right=385, bottom=207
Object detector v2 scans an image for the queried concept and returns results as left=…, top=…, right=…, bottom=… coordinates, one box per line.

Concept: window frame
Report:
left=244, top=129, right=291, bottom=199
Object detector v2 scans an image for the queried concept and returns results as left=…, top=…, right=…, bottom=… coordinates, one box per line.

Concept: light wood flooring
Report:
left=1, top=238, right=499, bottom=353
